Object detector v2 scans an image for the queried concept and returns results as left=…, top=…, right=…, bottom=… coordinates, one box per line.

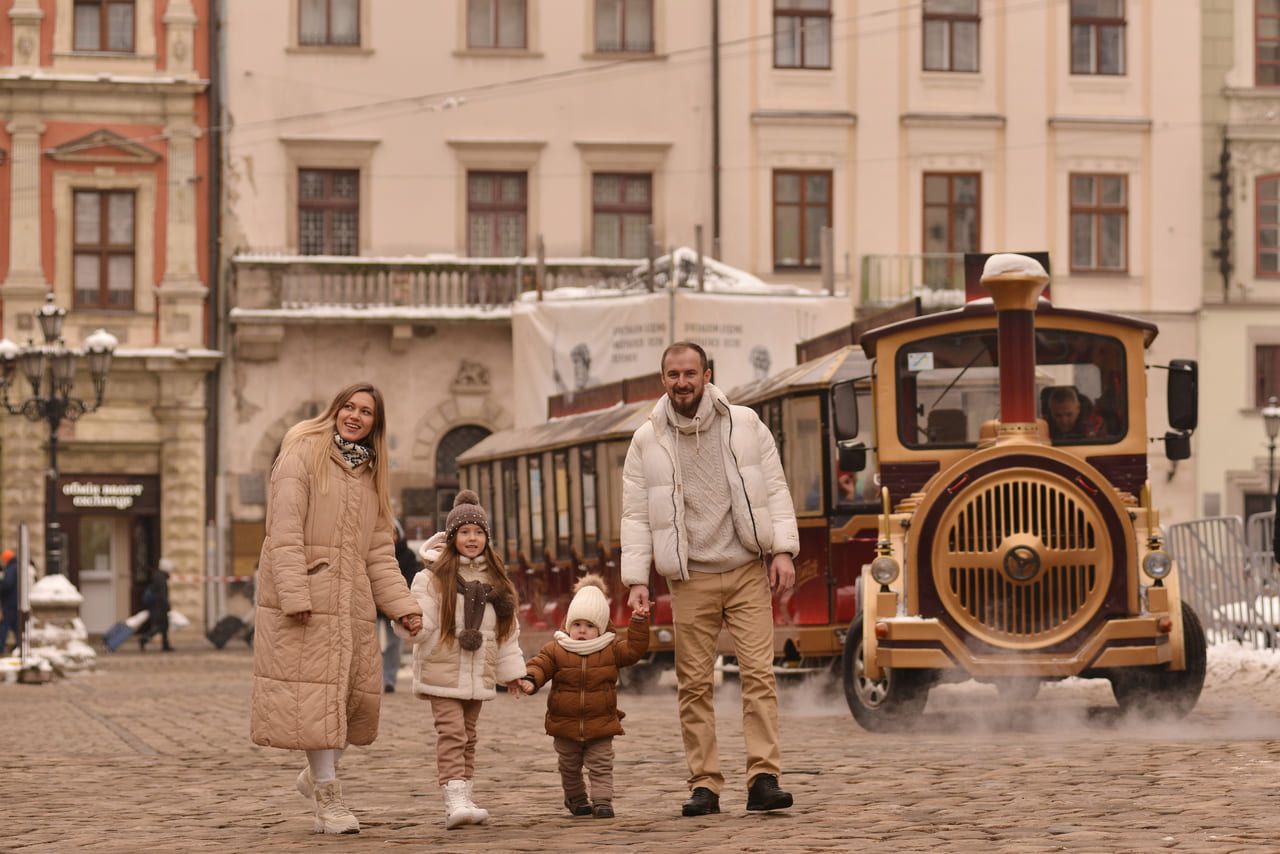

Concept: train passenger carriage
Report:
left=455, top=345, right=878, bottom=683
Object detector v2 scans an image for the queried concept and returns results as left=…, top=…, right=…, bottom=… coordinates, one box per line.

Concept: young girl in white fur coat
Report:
left=394, top=490, right=524, bottom=830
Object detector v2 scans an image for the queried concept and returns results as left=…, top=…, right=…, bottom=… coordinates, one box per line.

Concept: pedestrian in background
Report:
left=622, top=341, right=799, bottom=817
left=516, top=574, right=650, bottom=819
left=250, top=382, right=423, bottom=836
left=395, top=491, right=523, bottom=830
left=380, top=521, right=419, bottom=692
left=0, top=549, right=18, bottom=655
left=137, top=558, right=174, bottom=652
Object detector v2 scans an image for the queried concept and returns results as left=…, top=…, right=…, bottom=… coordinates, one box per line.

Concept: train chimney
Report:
left=981, top=254, right=1049, bottom=431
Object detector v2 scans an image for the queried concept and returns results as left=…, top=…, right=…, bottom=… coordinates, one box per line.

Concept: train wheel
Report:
left=1110, top=602, right=1207, bottom=718
left=842, top=615, right=930, bottom=731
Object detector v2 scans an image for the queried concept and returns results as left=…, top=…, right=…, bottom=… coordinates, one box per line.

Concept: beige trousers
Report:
left=669, top=559, right=781, bottom=794
left=428, top=696, right=483, bottom=786
left=553, top=736, right=615, bottom=805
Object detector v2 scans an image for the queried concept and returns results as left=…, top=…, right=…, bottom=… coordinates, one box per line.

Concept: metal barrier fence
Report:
left=1168, top=515, right=1280, bottom=649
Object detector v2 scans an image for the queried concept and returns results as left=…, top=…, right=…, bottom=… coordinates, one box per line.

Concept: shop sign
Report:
left=56, top=475, right=160, bottom=514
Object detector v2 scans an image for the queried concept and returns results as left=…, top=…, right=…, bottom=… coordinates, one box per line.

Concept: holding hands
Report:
left=627, top=585, right=651, bottom=618
left=508, top=679, right=534, bottom=697
left=399, top=613, right=423, bottom=636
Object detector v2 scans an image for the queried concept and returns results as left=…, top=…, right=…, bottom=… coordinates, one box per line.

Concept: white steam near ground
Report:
left=638, top=644, right=1280, bottom=739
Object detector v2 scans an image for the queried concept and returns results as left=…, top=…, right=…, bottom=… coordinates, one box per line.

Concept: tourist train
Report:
left=455, top=253, right=1206, bottom=729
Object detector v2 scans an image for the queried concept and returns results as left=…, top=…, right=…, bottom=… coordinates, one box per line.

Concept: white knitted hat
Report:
left=157, top=558, right=174, bottom=574
left=565, top=574, right=610, bottom=633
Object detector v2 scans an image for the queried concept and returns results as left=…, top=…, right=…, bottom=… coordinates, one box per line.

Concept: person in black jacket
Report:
left=1273, top=480, right=1280, bottom=563
left=138, top=558, right=174, bottom=652
left=381, top=522, right=420, bottom=691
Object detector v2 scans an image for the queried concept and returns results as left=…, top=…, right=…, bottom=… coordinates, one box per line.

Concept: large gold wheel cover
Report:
left=930, top=465, right=1112, bottom=650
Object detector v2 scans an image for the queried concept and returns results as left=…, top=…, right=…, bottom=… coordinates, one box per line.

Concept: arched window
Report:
left=429, top=425, right=492, bottom=531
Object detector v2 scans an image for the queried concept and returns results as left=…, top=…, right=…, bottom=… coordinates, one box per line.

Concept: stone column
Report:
left=154, top=368, right=208, bottom=627
left=1, top=418, right=46, bottom=570
left=8, top=0, right=43, bottom=69
left=157, top=119, right=208, bottom=349
left=2, top=114, right=49, bottom=341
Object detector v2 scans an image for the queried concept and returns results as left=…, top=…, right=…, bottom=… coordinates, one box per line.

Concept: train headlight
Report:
left=656, top=628, right=674, bottom=644
left=1142, top=550, right=1173, bottom=580
left=870, top=556, right=900, bottom=585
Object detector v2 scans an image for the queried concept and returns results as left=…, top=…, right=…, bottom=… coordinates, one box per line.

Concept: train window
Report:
left=834, top=385, right=881, bottom=508
left=896, top=328, right=1128, bottom=448
left=761, top=399, right=784, bottom=457
left=784, top=395, right=824, bottom=516
left=581, top=446, right=599, bottom=544
left=478, top=463, right=493, bottom=534
left=554, top=451, right=571, bottom=557
left=528, top=456, right=545, bottom=558
left=501, top=460, right=519, bottom=562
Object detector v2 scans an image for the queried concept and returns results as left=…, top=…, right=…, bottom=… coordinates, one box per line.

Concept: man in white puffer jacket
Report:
left=622, top=342, right=799, bottom=817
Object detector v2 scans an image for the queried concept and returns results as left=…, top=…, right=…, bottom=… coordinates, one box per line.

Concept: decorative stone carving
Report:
left=453, top=360, right=491, bottom=393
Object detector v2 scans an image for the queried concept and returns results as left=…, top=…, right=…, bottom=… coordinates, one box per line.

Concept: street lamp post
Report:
left=1263, top=395, right=1280, bottom=497
left=0, top=294, right=117, bottom=575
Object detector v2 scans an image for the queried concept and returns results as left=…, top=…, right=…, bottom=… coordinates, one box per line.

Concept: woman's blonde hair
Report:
left=276, top=382, right=393, bottom=522
left=434, top=539, right=518, bottom=645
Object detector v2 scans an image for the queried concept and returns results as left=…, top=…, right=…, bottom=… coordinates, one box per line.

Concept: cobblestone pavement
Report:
left=3, top=641, right=1280, bottom=854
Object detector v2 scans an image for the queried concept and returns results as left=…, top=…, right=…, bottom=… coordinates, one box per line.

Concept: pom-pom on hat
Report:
left=445, top=490, right=490, bottom=542
left=157, top=558, right=174, bottom=574
left=565, top=574, right=610, bottom=633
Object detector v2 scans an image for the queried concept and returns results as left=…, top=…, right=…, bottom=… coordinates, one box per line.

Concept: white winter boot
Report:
left=312, top=780, right=360, bottom=834
left=463, top=779, right=490, bottom=825
left=442, top=779, right=479, bottom=829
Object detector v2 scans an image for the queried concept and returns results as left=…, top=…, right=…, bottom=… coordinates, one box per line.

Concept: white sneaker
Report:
left=442, top=779, right=480, bottom=829
left=463, top=779, right=490, bottom=825
left=312, top=780, right=360, bottom=834
left=296, top=765, right=313, bottom=800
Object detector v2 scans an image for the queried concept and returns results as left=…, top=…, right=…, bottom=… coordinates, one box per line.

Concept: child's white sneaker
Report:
left=312, top=780, right=360, bottom=834
left=464, top=779, right=490, bottom=824
left=442, top=779, right=480, bottom=829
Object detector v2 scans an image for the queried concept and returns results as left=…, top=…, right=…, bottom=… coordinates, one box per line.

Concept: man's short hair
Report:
left=661, top=341, right=708, bottom=372
left=1048, top=386, right=1079, bottom=407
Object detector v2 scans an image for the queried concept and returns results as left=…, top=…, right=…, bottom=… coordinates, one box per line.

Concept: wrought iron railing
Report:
left=859, top=253, right=966, bottom=309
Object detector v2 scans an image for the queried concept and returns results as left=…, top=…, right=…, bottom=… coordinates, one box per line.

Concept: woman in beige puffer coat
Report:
left=250, top=382, right=422, bottom=836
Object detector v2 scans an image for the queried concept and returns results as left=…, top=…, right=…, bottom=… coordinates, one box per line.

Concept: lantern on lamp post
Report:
left=1263, top=396, right=1280, bottom=498
left=0, top=294, right=117, bottom=575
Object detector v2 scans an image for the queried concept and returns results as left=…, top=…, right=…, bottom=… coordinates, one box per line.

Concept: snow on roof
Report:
left=231, top=306, right=513, bottom=321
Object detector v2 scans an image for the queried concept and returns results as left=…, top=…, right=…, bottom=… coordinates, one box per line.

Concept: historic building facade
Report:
left=220, top=0, right=1206, bottom=603
left=1196, top=0, right=1280, bottom=525
left=0, top=0, right=215, bottom=631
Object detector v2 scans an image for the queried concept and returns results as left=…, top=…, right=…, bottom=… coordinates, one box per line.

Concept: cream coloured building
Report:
left=220, top=0, right=1206, bottom=592
left=1196, top=0, right=1280, bottom=528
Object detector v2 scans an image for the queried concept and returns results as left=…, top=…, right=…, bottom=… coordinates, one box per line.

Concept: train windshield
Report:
left=895, top=328, right=1127, bottom=449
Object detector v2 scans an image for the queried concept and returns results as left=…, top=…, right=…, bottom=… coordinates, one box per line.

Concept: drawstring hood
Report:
left=666, top=388, right=717, bottom=458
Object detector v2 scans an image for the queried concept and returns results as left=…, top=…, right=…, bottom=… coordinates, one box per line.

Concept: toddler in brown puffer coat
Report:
left=516, top=574, right=650, bottom=819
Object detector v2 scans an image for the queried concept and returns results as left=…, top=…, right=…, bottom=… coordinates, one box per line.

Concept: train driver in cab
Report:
left=1046, top=386, right=1103, bottom=440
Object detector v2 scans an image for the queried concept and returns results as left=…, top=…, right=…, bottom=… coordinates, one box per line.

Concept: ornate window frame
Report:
left=279, top=137, right=379, bottom=255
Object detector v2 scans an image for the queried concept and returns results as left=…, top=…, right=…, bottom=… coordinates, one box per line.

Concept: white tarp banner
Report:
left=511, top=294, right=668, bottom=426
left=674, top=292, right=847, bottom=394
left=511, top=290, right=850, bottom=427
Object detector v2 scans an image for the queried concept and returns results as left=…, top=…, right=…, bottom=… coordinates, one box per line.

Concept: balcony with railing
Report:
left=859, top=253, right=966, bottom=310
left=230, top=253, right=641, bottom=316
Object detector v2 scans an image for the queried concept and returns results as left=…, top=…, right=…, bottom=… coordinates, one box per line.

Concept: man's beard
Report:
left=670, top=388, right=703, bottom=418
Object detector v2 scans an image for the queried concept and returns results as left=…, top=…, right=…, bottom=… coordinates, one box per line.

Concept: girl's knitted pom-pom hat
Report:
left=445, top=490, right=489, bottom=542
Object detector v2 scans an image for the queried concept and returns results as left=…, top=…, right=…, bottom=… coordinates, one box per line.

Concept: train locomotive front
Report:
left=835, top=254, right=1206, bottom=731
